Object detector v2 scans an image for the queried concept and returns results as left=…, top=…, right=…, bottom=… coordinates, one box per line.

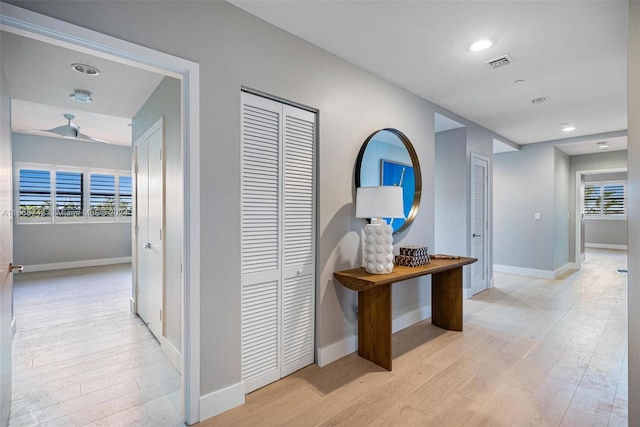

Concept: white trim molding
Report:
left=317, top=305, right=433, bottom=367
left=585, top=243, right=628, bottom=250
left=23, top=257, right=131, bottom=273
left=392, top=305, right=432, bottom=333
left=161, top=336, right=183, bottom=375
left=11, top=317, right=16, bottom=338
left=317, top=335, right=357, bottom=368
left=199, top=382, right=245, bottom=422
left=494, top=263, right=576, bottom=279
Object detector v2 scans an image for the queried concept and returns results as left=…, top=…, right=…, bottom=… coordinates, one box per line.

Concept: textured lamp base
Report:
left=362, top=220, right=394, bottom=274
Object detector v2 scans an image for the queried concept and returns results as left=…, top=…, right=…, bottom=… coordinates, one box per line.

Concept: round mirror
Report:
left=355, top=128, right=422, bottom=234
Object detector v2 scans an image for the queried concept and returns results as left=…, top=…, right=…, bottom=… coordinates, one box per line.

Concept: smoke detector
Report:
left=484, top=54, right=514, bottom=70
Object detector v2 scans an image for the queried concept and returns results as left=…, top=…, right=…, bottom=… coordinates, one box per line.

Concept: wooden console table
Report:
left=334, top=257, right=476, bottom=371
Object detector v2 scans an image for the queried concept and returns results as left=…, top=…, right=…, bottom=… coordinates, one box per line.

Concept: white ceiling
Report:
left=2, top=2, right=628, bottom=154
left=231, top=0, right=628, bottom=154
left=1, top=31, right=165, bottom=146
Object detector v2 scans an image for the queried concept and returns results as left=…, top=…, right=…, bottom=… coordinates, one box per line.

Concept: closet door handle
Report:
left=143, top=243, right=151, bottom=249
left=472, top=233, right=481, bottom=238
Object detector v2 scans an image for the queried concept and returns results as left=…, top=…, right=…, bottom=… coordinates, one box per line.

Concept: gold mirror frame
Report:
left=355, top=128, right=422, bottom=234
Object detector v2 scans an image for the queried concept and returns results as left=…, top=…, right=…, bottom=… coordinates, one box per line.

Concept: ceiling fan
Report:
left=25, top=113, right=108, bottom=143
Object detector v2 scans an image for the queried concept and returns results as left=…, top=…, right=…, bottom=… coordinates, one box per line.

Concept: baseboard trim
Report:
left=23, top=257, right=132, bottom=273
left=199, top=382, right=245, bottom=422
left=317, top=335, right=356, bottom=368
left=161, top=336, right=183, bottom=375
left=585, top=243, right=628, bottom=250
left=493, top=264, right=555, bottom=279
left=463, top=288, right=470, bottom=299
left=493, top=263, right=578, bottom=280
left=11, top=317, right=16, bottom=337
left=553, top=263, right=573, bottom=278
left=317, top=305, right=433, bottom=368
left=392, top=305, right=432, bottom=333
left=489, top=277, right=495, bottom=289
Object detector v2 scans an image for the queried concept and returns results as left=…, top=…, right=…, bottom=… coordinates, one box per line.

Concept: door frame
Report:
left=0, top=4, right=201, bottom=424
left=470, top=152, right=490, bottom=296
left=573, top=167, right=627, bottom=269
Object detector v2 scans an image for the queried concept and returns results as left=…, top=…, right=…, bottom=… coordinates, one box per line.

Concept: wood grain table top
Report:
left=334, top=256, right=477, bottom=291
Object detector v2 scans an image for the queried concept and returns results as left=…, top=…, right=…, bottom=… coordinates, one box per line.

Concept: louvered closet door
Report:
left=281, top=105, right=315, bottom=376
left=241, top=94, right=283, bottom=393
left=240, top=92, right=316, bottom=394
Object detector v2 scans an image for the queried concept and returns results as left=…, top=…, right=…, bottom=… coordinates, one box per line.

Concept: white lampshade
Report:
left=356, top=186, right=405, bottom=219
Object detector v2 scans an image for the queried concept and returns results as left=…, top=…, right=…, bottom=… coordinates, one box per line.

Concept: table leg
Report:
left=358, top=284, right=392, bottom=370
left=431, top=267, right=463, bottom=331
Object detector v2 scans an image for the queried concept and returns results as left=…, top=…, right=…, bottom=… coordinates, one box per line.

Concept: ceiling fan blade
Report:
left=77, top=132, right=110, bottom=144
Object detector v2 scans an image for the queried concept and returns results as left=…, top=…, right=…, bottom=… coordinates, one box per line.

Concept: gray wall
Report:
left=435, top=127, right=468, bottom=287
left=568, top=150, right=627, bottom=260
left=553, top=148, right=570, bottom=269
left=494, top=142, right=556, bottom=271
left=132, top=76, right=182, bottom=353
left=10, top=0, right=507, bottom=404
left=12, top=133, right=132, bottom=266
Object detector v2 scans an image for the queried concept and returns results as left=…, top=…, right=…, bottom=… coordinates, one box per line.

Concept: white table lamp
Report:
left=356, top=186, right=405, bottom=274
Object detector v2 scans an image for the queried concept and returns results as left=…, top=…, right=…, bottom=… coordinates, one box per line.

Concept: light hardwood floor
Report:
left=9, top=264, right=183, bottom=427
left=203, top=249, right=628, bottom=426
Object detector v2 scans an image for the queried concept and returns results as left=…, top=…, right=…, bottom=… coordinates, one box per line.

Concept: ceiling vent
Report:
left=484, top=54, right=514, bottom=70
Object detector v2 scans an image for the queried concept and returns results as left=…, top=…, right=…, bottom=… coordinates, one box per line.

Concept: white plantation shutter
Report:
left=241, top=92, right=316, bottom=393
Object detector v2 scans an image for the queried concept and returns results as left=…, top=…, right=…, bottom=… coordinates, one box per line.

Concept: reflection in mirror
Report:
left=355, top=128, right=421, bottom=234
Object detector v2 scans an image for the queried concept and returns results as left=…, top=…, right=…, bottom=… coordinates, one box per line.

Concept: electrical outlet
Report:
left=534, top=212, right=541, bottom=221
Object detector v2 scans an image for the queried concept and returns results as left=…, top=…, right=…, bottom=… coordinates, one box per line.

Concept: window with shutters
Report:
left=584, top=181, right=626, bottom=219
left=14, top=162, right=131, bottom=224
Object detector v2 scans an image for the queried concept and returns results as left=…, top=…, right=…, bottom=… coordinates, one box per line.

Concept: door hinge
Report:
left=135, top=224, right=138, bottom=235
left=180, top=263, right=183, bottom=274
left=160, top=149, right=162, bottom=160
left=160, top=229, right=162, bottom=240
left=160, top=309, right=162, bottom=321
left=135, top=164, right=138, bottom=174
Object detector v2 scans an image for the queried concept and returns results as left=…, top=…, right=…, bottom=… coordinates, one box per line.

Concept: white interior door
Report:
left=470, top=153, right=489, bottom=296
left=0, top=74, right=14, bottom=427
left=135, top=123, right=163, bottom=340
left=240, top=92, right=316, bottom=393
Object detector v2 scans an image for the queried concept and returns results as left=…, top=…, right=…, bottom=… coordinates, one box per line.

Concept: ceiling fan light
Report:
left=69, top=89, right=93, bottom=103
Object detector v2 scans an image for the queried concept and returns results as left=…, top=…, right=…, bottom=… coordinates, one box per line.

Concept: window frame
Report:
left=14, top=162, right=132, bottom=225
left=583, top=180, right=627, bottom=220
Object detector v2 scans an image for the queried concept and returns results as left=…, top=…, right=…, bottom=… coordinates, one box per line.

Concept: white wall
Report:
left=7, top=0, right=508, bottom=415
left=11, top=133, right=132, bottom=267
left=132, top=76, right=182, bottom=353
left=568, top=151, right=628, bottom=260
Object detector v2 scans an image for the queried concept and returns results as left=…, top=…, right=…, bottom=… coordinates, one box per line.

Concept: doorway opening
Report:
left=1, top=3, right=200, bottom=423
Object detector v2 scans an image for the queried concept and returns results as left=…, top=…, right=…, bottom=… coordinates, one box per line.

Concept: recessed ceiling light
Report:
left=561, top=123, right=576, bottom=132
left=469, top=39, right=494, bottom=52
left=71, top=63, right=100, bottom=76
left=69, top=89, right=93, bottom=103
left=597, top=142, right=610, bottom=150
left=531, top=96, right=550, bottom=104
